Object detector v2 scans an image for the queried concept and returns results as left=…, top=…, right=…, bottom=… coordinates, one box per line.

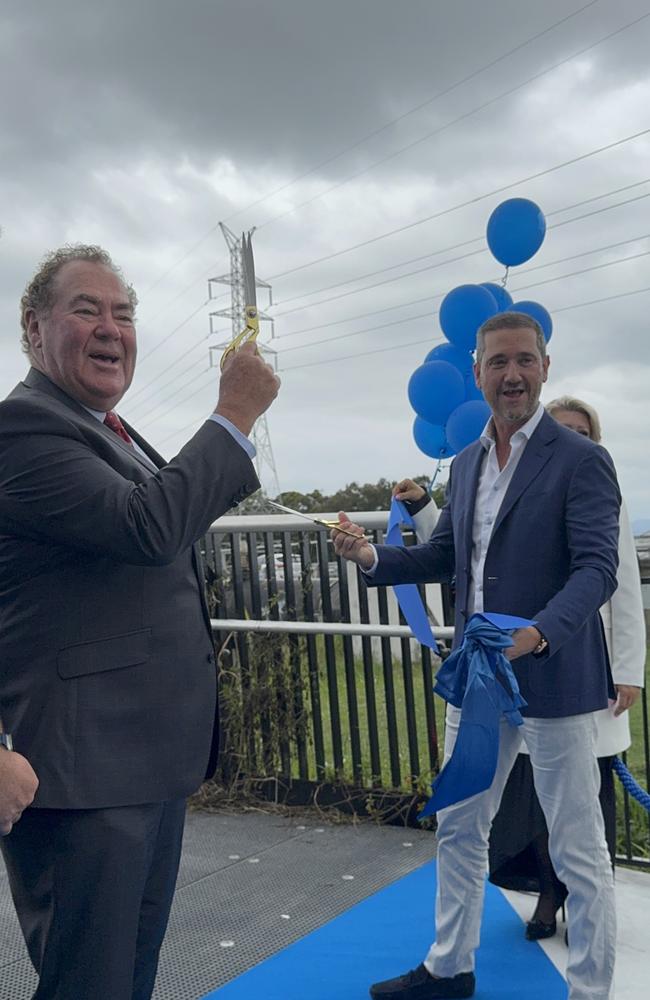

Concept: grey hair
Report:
left=546, top=395, right=602, bottom=443
left=476, top=311, right=546, bottom=365
left=20, top=244, right=137, bottom=356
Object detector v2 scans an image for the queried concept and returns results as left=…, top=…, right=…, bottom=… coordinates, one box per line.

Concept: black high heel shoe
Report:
left=525, top=890, right=567, bottom=941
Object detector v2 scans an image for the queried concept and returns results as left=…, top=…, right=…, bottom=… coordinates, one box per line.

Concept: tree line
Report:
left=237, top=476, right=446, bottom=514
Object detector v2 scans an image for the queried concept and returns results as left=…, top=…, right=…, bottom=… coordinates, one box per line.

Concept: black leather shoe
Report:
left=369, top=964, right=475, bottom=999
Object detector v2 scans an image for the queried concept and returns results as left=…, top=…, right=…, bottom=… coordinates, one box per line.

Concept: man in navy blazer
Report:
left=334, top=313, right=620, bottom=1000
left=0, top=245, right=280, bottom=999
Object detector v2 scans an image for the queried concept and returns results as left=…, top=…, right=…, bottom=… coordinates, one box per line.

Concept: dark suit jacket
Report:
left=371, top=411, right=621, bottom=718
left=0, top=369, right=259, bottom=808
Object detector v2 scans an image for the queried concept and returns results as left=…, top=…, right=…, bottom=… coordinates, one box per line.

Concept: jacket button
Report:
left=206, top=652, right=215, bottom=664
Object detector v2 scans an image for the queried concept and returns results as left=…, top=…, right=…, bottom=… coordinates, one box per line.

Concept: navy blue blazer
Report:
left=371, top=411, right=621, bottom=718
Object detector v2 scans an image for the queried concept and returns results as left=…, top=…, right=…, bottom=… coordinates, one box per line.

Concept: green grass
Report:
left=246, top=635, right=649, bottom=790
left=622, top=646, right=650, bottom=781
left=311, top=634, right=445, bottom=790
left=228, top=634, right=650, bottom=856
left=615, top=647, right=650, bottom=860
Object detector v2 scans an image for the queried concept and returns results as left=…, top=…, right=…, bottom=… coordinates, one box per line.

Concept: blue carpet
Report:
left=203, top=861, right=566, bottom=999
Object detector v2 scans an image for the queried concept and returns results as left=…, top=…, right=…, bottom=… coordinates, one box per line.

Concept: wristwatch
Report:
left=532, top=631, right=549, bottom=657
left=0, top=733, right=13, bottom=751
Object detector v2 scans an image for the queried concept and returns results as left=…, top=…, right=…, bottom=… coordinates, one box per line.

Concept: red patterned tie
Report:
left=104, top=410, right=133, bottom=445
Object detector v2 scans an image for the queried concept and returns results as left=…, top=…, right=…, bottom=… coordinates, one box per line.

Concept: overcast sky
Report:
left=1, top=0, right=649, bottom=521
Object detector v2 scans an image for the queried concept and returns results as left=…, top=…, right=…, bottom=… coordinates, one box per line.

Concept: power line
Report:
left=277, top=286, right=650, bottom=372
left=254, top=11, right=650, bottom=235
left=271, top=182, right=650, bottom=313
left=223, top=1, right=602, bottom=228
left=136, top=366, right=212, bottom=430
left=128, top=192, right=649, bottom=409
left=133, top=175, right=650, bottom=397
left=132, top=1, right=602, bottom=299
left=151, top=373, right=218, bottom=449
left=277, top=247, right=649, bottom=355
left=126, top=342, right=209, bottom=414
left=274, top=222, right=650, bottom=340
left=271, top=192, right=650, bottom=321
left=135, top=298, right=209, bottom=370
left=132, top=280, right=650, bottom=444
left=264, top=128, right=650, bottom=284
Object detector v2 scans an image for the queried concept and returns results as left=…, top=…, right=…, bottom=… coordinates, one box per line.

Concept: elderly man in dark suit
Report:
left=0, top=244, right=280, bottom=1000
left=334, top=312, right=620, bottom=1000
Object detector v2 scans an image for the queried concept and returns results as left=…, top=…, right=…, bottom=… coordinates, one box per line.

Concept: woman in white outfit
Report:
left=394, top=395, right=645, bottom=940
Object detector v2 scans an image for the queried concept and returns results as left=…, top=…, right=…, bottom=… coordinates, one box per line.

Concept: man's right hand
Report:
left=392, top=478, right=426, bottom=503
left=215, top=343, right=281, bottom=437
left=0, top=750, right=38, bottom=835
left=331, top=512, right=376, bottom=571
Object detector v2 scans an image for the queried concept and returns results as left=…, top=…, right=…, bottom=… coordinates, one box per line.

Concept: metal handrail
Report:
left=208, top=510, right=390, bottom=533
left=211, top=619, right=454, bottom=640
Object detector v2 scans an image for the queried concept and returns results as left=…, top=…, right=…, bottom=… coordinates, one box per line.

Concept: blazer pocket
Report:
left=515, top=490, right=550, bottom=510
left=57, top=628, right=152, bottom=679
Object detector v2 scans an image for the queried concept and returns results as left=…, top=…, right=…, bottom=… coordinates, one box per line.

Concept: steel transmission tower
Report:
left=208, top=223, right=282, bottom=500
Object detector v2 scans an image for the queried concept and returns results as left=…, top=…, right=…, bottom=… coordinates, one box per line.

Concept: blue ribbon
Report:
left=386, top=498, right=438, bottom=652
left=419, top=612, right=533, bottom=817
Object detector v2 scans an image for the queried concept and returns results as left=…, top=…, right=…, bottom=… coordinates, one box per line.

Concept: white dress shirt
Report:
left=468, top=403, right=544, bottom=614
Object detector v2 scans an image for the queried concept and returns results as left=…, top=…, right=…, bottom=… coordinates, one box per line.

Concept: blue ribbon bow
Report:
left=386, top=498, right=438, bottom=652
left=419, top=612, right=533, bottom=817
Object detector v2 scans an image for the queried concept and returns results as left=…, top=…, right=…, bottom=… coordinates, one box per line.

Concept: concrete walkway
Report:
left=502, top=866, right=650, bottom=999
left=1, top=810, right=648, bottom=999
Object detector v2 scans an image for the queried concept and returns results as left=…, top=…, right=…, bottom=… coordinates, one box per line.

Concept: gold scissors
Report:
left=220, top=232, right=260, bottom=370
left=266, top=500, right=366, bottom=539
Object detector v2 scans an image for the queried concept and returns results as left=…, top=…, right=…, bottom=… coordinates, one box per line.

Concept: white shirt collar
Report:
left=81, top=404, right=109, bottom=422
left=479, top=402, right=544, bottom=452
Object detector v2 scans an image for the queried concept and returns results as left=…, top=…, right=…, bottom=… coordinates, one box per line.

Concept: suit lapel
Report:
left=22, top=369, right=160, bottom=477
left=121, top=419, right=166, bottom=471
left=21, top=369, right=214, bottom=632
left=492, top=411, right=558, bottom=537
left=453, top=442, right=485, bottom=616
left=459, top=442, right=485, bottom=567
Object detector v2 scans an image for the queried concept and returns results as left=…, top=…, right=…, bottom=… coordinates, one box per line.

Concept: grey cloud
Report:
left=1, top=0, right=648, bottom=514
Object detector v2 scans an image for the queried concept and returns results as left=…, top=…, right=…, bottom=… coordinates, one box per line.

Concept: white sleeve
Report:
left=412, top=499, right=440, bottom=544
left=605, top=499, right=647, bottom=687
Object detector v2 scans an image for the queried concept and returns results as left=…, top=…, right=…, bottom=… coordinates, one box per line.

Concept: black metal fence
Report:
left=201, top=511, right=650, bottom=865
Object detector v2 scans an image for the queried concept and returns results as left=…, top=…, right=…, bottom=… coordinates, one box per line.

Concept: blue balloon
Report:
left=445, top=400, right=491, bottom=453
left=425, top=342, right=474, bottom=375
left=413, top=417, right=455, bottom=459
left=463, top=373, right=483, bottom=402
left=486, top=198, right=546, bottom=266
left=439, top=284, right=498, bottom=353
left=510, top=300, right=553, bottom=342
left=480, top=282, right=513, bottom=311
left=408, top=361, right=465, bottom=426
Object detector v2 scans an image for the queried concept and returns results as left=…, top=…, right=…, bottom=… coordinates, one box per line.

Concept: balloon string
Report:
left=500, top=266, right=509, bottom=288
left=429, top=459, right=442, bottom=490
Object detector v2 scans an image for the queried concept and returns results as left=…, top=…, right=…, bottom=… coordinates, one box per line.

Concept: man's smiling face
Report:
left=25, top=260, right=137, bottom=411
left=474, top=325, right=549, bottom=429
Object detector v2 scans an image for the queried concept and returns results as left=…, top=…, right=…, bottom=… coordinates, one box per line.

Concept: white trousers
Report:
left=424, top=706, right=616, bottom=1000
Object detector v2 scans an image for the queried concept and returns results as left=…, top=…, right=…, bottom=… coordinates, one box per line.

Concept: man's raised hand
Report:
left=215, top=343, right=281, bottom=437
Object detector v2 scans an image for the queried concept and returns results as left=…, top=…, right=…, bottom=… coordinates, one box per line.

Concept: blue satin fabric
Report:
left=419, top=612, right=533, bottom=817
left=385, top=498, right=438, bottom=652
